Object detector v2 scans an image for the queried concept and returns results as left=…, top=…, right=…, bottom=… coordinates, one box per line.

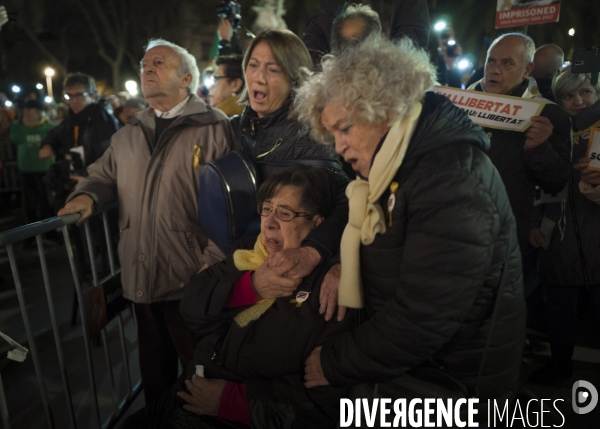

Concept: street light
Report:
left=44, top=96, right=53, bottom=103
left=5, top=100, right=12, bottom=107
left=434, top=21, right=447, bottom=32
left=11, top=85, right=20, bottom=93
left=44, top=67, right=55, bottom=100
left=568, top=28, right=575, bottom=36
left=36, top=83, right=43, bottom=90
left=125, top=80, right=138, bottom=96
left=457, top=59, right=471, bottom=71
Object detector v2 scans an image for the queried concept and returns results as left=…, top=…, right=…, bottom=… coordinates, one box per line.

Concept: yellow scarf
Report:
left=339, top=102, right=423, bottom=308
left=232, top=234, right=275, bottom=327
left=216, top=95, right=245, bottom=117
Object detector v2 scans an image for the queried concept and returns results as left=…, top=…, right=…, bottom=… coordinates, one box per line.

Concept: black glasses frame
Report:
left=257, top=203, right=312, bottom=222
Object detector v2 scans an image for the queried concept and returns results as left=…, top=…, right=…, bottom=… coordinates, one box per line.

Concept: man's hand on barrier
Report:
left=305, top=347, right=330, bottom=388
left=266, top=246, right=321, bottom=279
left=39, top=144, right=54, bottom=159
left=177, top=375, right=226, bottom=416
left=57, top=194, right=94, bottom=226
left=524, top=116, right=553, bottom=150
left=252, top=257, right=301, bottom=298
left=320, top=263, right=347, bottom=322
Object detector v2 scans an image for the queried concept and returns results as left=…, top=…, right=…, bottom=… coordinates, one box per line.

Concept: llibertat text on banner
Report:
left=495, top=0, right=561, bottom=29
left=433, top=86, right=546, bottom=132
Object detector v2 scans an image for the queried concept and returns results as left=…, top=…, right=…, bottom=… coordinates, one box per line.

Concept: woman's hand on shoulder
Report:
left=252, top=256, right=302, bottom=298
left=266, top=247, right=321, bottom=279
left=177, top=375, right=227, bottom=416
left=320, top=263, right=347, bottom=322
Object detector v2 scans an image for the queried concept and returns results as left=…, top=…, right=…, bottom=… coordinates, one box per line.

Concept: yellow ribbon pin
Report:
left=388, top=181, right=399, bottom=227
left=290, top=291, right=310, bottom=308
left=193, top=145, right=201, bottom=169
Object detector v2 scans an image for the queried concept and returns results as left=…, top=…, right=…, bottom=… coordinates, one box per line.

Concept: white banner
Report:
left=433, top=86, right=546, bottom=132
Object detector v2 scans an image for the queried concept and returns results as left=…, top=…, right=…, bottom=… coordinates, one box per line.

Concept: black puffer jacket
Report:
left=232, top=103, right=348, bottom=261
left=472, top=80, right=571, bottom=253
left=535, top=100, right=600, bottom=287
left=321, top=92, right=526, bottom=402
left=181, top=236, right=355, bottom=429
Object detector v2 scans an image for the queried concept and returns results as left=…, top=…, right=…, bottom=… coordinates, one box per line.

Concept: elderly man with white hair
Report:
left=58, top=38, right=235, bottom=402
left=468, top=33, right=571, bottom=263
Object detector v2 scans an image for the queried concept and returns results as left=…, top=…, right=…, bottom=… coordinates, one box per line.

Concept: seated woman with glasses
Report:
left=122, top=165, right=354, bottom=429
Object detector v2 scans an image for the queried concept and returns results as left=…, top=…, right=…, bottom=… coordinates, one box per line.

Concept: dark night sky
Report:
left=0, top=0, right=598, bottom=103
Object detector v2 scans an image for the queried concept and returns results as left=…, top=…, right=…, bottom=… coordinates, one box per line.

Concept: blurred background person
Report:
left=114, top=98, right=147, bottom=126
left=531, top=44, right=565, bottom=102
left=528, top=68, right=600, bottom=383
left=38, top=72, right=119, bottom=201
left=9, top=99, right=55, bottom=243
left=208, top=54, right=244, bottom=117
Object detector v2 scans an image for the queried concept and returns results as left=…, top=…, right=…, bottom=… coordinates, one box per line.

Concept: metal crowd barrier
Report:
left=0, top=205, right=142, bottom=429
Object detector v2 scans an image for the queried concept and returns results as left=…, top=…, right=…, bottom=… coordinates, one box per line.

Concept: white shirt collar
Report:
left=153, top=96, right=190, bottom=119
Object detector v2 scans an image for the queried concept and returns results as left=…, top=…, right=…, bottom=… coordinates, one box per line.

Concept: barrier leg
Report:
left=6, top=242, right=55, bottom=429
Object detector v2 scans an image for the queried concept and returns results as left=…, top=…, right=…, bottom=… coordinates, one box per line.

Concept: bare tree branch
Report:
left=18, top=21, right=68, bottom=76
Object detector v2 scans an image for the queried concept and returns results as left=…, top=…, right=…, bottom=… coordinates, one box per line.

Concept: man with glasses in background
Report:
left=207, top=54, right=245, bottom=117
left=39, top=73, right=119, bottom=196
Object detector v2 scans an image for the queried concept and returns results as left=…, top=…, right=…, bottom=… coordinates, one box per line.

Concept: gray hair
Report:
left=331, top=4, right=382, bottom=54
left=552, top=67, right=600, bottom=107
left=143, top=38, right=200, bottom=95
left=488, top=33, right=535, bottom=64
left=295, top=35, right=436, bottom=144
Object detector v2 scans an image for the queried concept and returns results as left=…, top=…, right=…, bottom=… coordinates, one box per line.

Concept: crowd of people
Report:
left=1, top=0, right=598, bottom=427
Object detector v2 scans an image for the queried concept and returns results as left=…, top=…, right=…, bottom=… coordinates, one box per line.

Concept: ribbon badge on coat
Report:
left=193, top=145, right=201, bottom=169
left=290, top=291, right=310, bottom=307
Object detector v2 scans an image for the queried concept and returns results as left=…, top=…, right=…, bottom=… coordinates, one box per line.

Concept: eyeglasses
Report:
left=64, top=92, right=90, bottom=101
left=212, top=75, right=231, bottom=81
left=257, top=203, right=312, bottom=222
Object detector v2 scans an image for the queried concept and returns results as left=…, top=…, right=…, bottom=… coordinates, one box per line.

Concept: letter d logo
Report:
left=572, top=380, right=598, bottom=414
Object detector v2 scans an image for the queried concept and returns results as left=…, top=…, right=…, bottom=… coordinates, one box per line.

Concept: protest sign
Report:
left=495, top=0, right=561, bottom=29
left=586, top=128, right=600, bottom=172
left=433, top=86, right=545, bottom=132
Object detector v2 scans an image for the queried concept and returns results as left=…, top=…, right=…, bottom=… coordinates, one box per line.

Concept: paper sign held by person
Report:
left=586, top=128, right=600, bottom=172
left=433, top=87, right=545, bottom=132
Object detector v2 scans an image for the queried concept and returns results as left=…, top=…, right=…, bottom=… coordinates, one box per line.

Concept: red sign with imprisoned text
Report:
left=495, top=0, right=560, bottom=29
left=432, top=86, right=545, bottom=132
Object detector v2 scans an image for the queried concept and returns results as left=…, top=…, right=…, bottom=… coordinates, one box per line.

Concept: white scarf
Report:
left=338, top=102, right=423, bottom=308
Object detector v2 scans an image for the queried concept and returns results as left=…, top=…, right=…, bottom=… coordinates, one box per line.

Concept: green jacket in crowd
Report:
left=10, top=119, right=55, bottom=172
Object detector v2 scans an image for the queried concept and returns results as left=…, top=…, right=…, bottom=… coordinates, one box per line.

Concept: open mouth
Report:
left=253, top=90, right=267, bottom=102
left=265, top=237, right=281, bottom=247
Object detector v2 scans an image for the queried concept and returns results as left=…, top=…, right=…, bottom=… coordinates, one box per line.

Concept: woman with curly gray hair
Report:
left=299, top=35, right=526, bottom=419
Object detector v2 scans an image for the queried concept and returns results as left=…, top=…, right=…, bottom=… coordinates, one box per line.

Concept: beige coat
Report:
left=69, top=95, right=235, bottom=303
